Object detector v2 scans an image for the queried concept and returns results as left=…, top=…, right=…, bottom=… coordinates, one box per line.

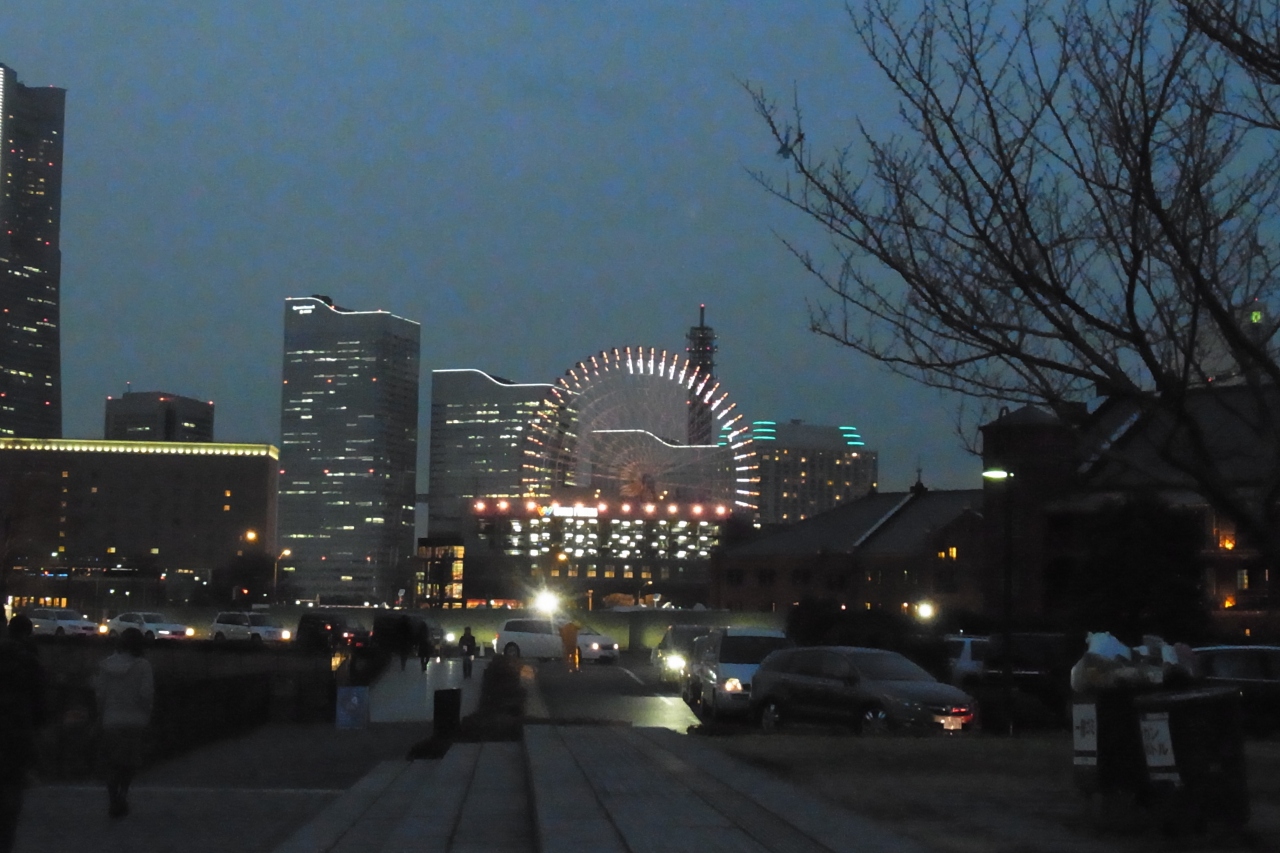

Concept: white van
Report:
left=493, top=617, right=562, bottom=659
left=687, top=626, right=794, bottom=720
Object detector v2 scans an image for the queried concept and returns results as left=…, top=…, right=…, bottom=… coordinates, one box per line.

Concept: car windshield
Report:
left=719, top=636, right=793, bottom=665
left=142, top=613, right=166, bottom=623
left=851, top=651, right=936, bottom=682
left=248, top=614, right=278, bottom=627
left=671, top=627, right=709, bottom=652
left=578, top=627, right=599, bottom=636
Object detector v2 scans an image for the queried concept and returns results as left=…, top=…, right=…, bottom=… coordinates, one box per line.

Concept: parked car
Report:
left=751, top=646, right=977, bottom=734
left=1193, top=645, right=1280, bottom=735
left=211, top=611, right=292, bottom=644
left=652, top=624, right=712, bottom=688
left=944, top=633, right=990, bottom=688
left=295, top=611, right=369, bottom=652
left=577, top=626, right=619, bottom=663
left=104, top=611, right=194, bottom=640
left=27, top=607, right=97, bottom=637
left=979, top=632, right=1079, bottom=725
left=686, top=626, right=795, bottom=720
left=492, top=617, right=561, bottom=659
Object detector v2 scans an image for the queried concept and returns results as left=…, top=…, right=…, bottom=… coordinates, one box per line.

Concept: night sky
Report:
left=3, top=1, right=974, bottom=492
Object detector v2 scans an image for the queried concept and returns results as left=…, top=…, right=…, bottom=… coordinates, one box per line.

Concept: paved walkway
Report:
left=263, top=723, right=932, bottom=853
left=15, top=658, right=934, bottom=853
left=369, top=656, right=486, bottom=723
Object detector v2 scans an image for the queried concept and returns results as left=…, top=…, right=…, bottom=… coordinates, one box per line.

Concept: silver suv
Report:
left=686, top=627, right=794, bottom=721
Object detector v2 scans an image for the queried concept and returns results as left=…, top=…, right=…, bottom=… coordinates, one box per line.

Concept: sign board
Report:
left=336, top=686, right=370, bottom=730
left=1072, top=703, right=1097, bottom=765
left=1139, top=711, right=1181, bottom=784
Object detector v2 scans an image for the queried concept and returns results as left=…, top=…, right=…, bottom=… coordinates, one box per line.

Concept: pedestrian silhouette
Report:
left=395, top=614, right=413, bottom=671
left=0, top=613, right=46, bottom=853
left=417, top=621, right=435, bottom=672
left=94, top=627, right=154, bottom=818
left=458, top=626, right=478, bottom=678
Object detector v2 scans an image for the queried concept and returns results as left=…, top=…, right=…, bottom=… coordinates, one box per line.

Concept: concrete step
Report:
left=272, top=760, right=410, bottom=853
left=525, top=724, right=628, bottom=853
left=378, top=742, right=480, bottom=853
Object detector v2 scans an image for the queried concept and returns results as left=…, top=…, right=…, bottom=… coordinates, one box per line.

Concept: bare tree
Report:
left=749, top=0, right=1280, bottom=560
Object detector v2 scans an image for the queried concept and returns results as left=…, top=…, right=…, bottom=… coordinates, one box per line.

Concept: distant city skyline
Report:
left=1, top=4, right=977, bottom=491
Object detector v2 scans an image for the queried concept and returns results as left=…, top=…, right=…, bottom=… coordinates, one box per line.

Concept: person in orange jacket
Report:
left=558, top=621, right=580, bottom=673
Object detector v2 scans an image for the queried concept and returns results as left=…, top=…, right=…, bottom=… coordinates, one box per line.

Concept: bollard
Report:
left=434, top=687, right=462, bottom=737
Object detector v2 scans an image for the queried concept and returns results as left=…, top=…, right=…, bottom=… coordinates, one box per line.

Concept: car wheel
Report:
left=700, top=690, right=718, bottom=722
left=503, top=643, right=520, bottom=658
left=109, top=630, right=119, bottom=638
left=859, top=705, right=890, bottom=736
left=55, top=627, right=65, bottom=636
left=250, top=634, right=264, bottom=647
left=144, top=631, right=154, bottom=641
left=214, top=632, right=226, bottom=642
left=760, top=700, right=783, bottom=733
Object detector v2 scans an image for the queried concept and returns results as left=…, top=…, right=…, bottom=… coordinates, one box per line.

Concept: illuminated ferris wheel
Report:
left=522, top=346, right=757, bottom=508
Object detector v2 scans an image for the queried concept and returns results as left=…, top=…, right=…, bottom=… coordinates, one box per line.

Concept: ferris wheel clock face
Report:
left=523, top=346, right=757, bottom=509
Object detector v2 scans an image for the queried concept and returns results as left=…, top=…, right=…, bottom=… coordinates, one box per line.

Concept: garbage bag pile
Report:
left=1070, top=632, right=1196, bottom=693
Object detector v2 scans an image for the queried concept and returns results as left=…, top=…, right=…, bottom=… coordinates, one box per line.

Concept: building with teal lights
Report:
left=753, top=419, right=878, bottom=526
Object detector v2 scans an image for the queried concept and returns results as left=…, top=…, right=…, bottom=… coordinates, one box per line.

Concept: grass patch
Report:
left=709, top=731, right=1279, bottom=852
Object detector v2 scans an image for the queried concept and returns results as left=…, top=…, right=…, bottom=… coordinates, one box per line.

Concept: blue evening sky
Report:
left=2, top=1, right=976, bottom=490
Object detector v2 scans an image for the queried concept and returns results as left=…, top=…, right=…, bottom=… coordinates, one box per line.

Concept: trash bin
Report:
left=1072, top=685, right=1151, bottom=798
left=1132, top=686, right=1248, bottom=833
left=434, top=687, right=462, bottom=738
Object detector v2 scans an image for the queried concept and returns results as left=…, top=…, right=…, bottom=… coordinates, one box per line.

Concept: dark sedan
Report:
left=1194, top=645, right=1280, bottom=735
left=751, top=646, right=977, bottom=734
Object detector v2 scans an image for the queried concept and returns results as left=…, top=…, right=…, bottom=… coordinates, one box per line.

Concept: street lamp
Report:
left=636, top=580, right=653, bottom=607
left=273, top=549, right=292, bottom=604
left=983, top=465, right=1015, bottom=735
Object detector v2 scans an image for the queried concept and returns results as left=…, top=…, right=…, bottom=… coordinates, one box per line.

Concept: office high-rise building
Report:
left=105, top=390, right=214, bottom=442
left=426, top=369, right=552, bottom=536
left=0, top=63, right=65, bottom=438
left=753, top=420, right=878, bottom=525
left=278, top=295, right=420, bottom=603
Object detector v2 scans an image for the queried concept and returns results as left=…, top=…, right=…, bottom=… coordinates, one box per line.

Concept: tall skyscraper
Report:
left=753, top=420, right=878, bottom=525
left=685, top=304, right=716, bottom=445
left=278, top=295, right=420, bottom=603
left=105, top=390, right=214, bottom=442
left=427, top=369, right=552, bottom=536
left=0, top=63, right=65, bottom=438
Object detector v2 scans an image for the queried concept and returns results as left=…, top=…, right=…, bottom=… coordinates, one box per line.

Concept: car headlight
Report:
left=611, top=643, right=618, bottom=650
left=98, top=624, right=109, bottom=634
left=665, top=654, right=686, bottom=670
left=723, top=677, right=743, bottom=693
left=446, top=632, right=456, bottom=643
left=590, top=642, right=600, bottom=650
left=184, top=627, right=195, bottom=637
left=281, top=630, right=291, bottom=640
left=158, top=630, right=172, bottom=636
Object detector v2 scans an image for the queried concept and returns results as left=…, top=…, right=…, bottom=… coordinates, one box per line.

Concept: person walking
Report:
left=417, top=621, right=435, bottom=673
left=93, top=627, right=154, bottom=818
left=558, top=620, right=580, bottom=673
left=0, top=614, right=46, bottom=853
left=395, top=614, right=413, bottom=672
left=458, top=627, right=478, bottom=679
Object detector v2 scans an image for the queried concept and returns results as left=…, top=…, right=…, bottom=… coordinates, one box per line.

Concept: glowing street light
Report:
left=533, top=589, right=559, bottom=614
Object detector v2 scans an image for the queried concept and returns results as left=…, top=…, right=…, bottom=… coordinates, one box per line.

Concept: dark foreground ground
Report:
left=709, top=730, right=1280, bottom=853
